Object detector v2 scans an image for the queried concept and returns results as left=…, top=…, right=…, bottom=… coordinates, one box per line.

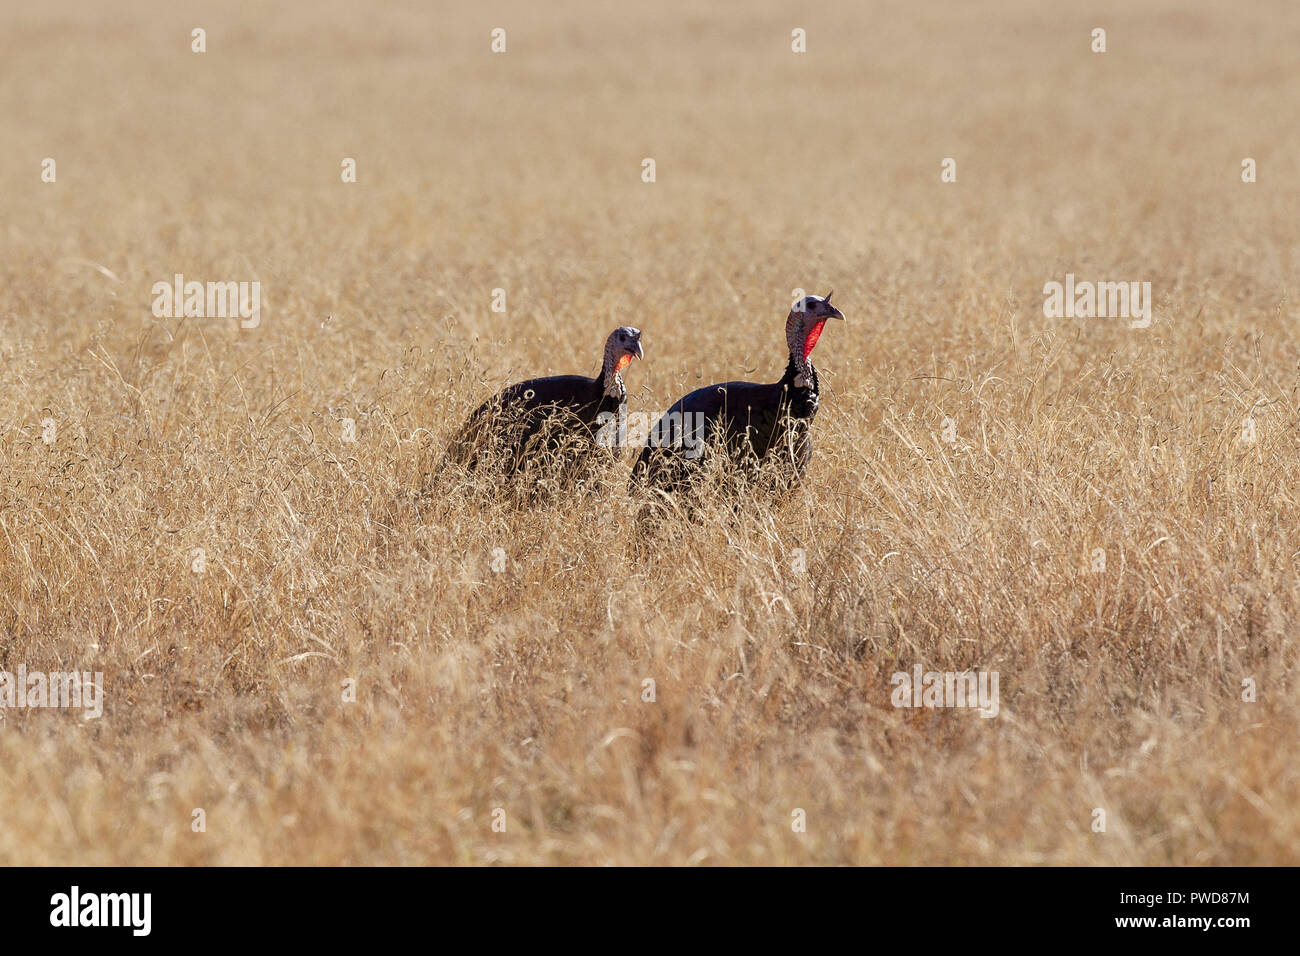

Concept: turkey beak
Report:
left=632, top=339, right=644, bottom=361
left=829, top=306, right=845, bottom=321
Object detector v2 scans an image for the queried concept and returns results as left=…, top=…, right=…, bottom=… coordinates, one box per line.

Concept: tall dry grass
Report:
left=0, top=0, right=1297, bottom=863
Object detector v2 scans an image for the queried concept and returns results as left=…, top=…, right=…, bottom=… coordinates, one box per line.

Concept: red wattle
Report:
left=802, top=320, right=827, bottom=361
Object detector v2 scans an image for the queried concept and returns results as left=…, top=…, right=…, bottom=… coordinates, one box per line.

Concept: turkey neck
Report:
left=780, top=353, right=820, bottom=419
left=601, top=357, right=627, bottom=402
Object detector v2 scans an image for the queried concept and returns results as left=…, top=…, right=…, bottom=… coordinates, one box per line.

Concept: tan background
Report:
left=0, top=0, right=1296, bottom=863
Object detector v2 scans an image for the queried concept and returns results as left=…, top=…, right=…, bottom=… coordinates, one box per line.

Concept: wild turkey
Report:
left=443, top=326, right=643, bottom=492
left=631, top=293, right=843, bottom=497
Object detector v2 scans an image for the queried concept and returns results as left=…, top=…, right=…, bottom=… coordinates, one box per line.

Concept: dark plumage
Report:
left=632, top=293, right=843, bottom=496
left=443, top=327, right=643, bottom=491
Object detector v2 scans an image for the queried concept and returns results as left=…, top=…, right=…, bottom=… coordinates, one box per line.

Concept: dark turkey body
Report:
left=451, top=373, right=622, bottom=486
left=633, top=358, right=819, bottom=495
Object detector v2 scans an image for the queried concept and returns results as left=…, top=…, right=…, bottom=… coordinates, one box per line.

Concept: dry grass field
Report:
left=1, top=0, right=1298, bottom=865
